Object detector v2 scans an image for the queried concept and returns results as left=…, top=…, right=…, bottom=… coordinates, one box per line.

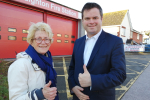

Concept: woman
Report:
left=8, top=22, right=59, bottom=100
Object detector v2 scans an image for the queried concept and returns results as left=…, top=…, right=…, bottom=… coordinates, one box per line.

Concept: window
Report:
left=57, top=39, right=61, bottom=43
left=71, top=35, right=75, bottom=38
left=64, top=40, right=69, bottom=43
left=57, top=34, right=61, bottom=37
left=22, top=37, right=27, bottom=41
left=8, top=36, right=16, bottom=40
left=8, top=28, right=16, bottom=32
left=65, top=35, right=69, bottom=38
left=22, top=29, right=29, bottom=34
left=137, top=34, right=139, bottom=39
left=121, top=28, right=126, bottom=36
left=71, top=41, right=75, bottom=43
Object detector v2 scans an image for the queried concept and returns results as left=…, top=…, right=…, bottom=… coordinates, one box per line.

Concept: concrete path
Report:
left=121, top=64, right=150, bottom=100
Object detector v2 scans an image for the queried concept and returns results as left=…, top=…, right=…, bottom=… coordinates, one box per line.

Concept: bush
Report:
left=0, top=59, right=9, bottom=100
left=0, top=75, right=9, bottom=100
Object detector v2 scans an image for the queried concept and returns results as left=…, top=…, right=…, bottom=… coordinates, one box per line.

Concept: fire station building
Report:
left=0, top=0, right=84, bottom=58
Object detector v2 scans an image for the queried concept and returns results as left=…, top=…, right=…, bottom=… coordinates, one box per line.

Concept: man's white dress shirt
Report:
left=83, top=29, right=102, bottom=90
left=84, top=29, right=102, bottom=66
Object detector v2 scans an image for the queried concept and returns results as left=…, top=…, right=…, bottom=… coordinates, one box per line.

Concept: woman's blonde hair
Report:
left=27, top=22, right=53, bottom=44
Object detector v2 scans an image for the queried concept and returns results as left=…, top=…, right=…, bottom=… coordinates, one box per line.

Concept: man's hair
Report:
left=81, top=2, right=103, bottom=19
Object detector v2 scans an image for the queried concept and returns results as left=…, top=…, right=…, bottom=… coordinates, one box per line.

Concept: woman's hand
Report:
left=42, top=81, right=57, bottom=100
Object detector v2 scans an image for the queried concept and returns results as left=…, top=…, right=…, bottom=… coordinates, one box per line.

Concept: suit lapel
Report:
left=87, top=30, right=106, bottom=67
left=78, top=36, right=86, bottom=66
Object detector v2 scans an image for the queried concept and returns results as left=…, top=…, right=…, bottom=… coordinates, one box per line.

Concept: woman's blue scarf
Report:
left=26, top=45, right=59, bottom=100
left=25, top=45, right=57, bottom=87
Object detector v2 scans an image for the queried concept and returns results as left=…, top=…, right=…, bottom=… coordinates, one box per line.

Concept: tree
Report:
left=144, top=30, right=150, bottom=37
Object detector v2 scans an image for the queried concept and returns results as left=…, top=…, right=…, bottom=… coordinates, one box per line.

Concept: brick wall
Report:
left=132, top=32, right=143, bottom=43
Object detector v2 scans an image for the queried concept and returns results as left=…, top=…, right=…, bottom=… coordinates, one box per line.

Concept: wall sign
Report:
left=12, top=0, right=79, bottom=19
left=124, top=45, right=145, bottom=52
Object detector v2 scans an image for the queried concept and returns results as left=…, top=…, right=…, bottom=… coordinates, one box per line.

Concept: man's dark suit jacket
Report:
left=68, top=30, right=126, bottom=100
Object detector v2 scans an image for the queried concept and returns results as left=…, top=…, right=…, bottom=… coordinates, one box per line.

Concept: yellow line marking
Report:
left=117, top=73, right=141, bottom=100
left=126, top=65, right=145, bottom=66
left=53, top=62, right=54, bottom=68
left=53, top=67, right=63, bottom=68
left=116, top=85, right=128, bottom=90
left=62, top=57, right=72, bottom=99
left=57, top=75, right=65, bottom=76
left=58, top=90, right=67, bottom=93
left=127, top=73, right=135, bottom=74
left=126, top=60, right=146, bottom=66
left=126, top=67, right=141, bottom=74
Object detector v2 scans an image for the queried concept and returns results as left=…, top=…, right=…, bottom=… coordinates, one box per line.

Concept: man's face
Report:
left=82, top=8, right=102, bottom=37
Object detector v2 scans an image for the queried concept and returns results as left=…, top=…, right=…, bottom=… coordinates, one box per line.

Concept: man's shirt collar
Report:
left=86, top=28, right=102, bottom=40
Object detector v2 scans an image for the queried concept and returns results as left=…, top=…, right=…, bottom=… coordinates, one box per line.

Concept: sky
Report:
left=52, top=0, right=150, bottom=32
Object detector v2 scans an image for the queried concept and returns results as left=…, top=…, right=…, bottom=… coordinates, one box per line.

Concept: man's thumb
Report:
left=83, top=64, right=88, bottom=73
left=46, top=81, right=51, bottom=87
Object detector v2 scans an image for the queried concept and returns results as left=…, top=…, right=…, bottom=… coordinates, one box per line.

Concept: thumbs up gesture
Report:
left=78, top=64, right=91, bottom=87
left=42, top=81, right=57, bottom=100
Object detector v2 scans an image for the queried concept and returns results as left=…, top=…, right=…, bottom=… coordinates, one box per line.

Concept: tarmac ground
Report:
left=4, top=52, right=150, bottom=100
left=52, top=52, right=150, bottom=100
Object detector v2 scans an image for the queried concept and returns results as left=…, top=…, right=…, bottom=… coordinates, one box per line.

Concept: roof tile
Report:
left=102, top=10, right=128, bottom=26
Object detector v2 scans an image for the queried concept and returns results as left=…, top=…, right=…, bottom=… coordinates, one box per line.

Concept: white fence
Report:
left=124, top=45, right=145, bottom=52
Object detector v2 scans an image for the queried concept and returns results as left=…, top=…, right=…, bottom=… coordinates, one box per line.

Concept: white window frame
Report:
left=121, top=28, right=126, bottom=36
left=137, top=34, right=139, bottom=40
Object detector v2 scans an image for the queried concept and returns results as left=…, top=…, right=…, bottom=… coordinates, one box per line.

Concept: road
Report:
left=53, top=53, right=150, bottom=100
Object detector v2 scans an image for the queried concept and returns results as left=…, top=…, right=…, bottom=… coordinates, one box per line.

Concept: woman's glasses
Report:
left=32, top=37, right=51, bottom=44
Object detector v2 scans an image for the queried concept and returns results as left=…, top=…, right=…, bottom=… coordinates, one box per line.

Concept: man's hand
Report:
left=42, top=81, right=57, bottom=100
left=72, top=86, right=90, bottom=100
left=78, top=65, right=91, bottom=87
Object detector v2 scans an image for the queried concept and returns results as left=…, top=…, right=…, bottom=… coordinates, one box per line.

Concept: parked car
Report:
left=145, top=44, right=150, bottom=51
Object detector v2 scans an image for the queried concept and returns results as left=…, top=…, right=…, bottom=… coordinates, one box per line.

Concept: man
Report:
left=68, top=2, right=126, bottom=100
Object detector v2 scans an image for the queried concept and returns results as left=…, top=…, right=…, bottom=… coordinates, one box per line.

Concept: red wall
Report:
left=0, top=2, right=43, bottom=58
left=132, top=32, right=143, bottom=43
left=47, top=14, right=77, bottom=55
left=0, top=1, right=78, bottom=58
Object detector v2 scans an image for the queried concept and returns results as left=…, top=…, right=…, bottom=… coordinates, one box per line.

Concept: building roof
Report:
left=132, top=29, right=143, bottom=35
left=102, top=10, right=128, bottom=26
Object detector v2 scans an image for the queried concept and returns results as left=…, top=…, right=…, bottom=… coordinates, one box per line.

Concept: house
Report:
left=130, top=29, right=143, bottom=44
left=102, top=10, right=143, bottom=44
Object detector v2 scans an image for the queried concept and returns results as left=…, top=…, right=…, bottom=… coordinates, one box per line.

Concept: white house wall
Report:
left=102, top=26, right=119, bottom=36
left=120, top=12, right=131, bottom=43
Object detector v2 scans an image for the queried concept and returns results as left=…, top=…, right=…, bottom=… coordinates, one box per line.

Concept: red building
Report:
left=0, top=0, right=82, bottom=58
left=131, top=29, right=143, bottom=44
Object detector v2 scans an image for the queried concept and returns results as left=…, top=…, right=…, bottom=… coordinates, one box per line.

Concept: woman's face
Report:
left=31, top=30, right=51, bottom=55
